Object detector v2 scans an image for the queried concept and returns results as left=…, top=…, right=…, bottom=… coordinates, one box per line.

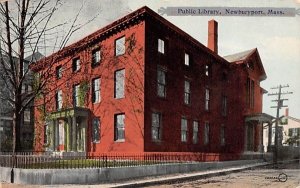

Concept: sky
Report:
left=28, top=0, right=300, bottom=118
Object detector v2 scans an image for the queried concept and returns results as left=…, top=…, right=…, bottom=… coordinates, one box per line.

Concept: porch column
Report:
left=258, top=122, right=264, bottom=152
left=72, top=116, right=77, bottom=151
left=53, top=119, right=58, bottom=151
left=244, top=123, right=248, bottom=151
left=267, top=123, right=272, bottom=152
left=67, top=116, right=72, bottom=151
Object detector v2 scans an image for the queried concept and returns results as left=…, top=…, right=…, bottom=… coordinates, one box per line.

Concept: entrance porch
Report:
left=46, top=107, right=89, bottom=153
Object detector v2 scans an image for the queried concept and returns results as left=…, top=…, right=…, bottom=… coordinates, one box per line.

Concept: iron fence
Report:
left=0, top=152, right=248, bottom=169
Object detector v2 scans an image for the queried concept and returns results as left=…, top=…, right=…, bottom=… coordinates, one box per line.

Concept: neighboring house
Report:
left=263, top=108, right=300, bottom=151
left=0, top=51, right=44, bottom=151
left=32, top=6, right=269, bottom=156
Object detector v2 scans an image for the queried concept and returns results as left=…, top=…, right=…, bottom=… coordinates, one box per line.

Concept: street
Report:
left=147, top=162, right=300, bottom=188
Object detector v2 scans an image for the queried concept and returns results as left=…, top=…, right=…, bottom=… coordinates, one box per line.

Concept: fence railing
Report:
left=0, top=152, right=261, bottom=169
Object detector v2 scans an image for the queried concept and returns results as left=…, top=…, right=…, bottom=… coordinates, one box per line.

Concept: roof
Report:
left=25, top=52, right=44, bottom=63
left=31, top=6, right=228, bottom=71
left=286, top=116, right=300, bottom=123
left=223, top=48, right=256, bottom=63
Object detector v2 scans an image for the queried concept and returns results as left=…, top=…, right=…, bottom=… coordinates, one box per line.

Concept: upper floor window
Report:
left=157, top=69, right=166, bottom=97
left=205, top=88, right=210, bottom=111
left=184, top=53, right=190, bottom=66
left=184, top=80, right=191, bottom=105
left=152, top=112, right=162, bottom=141
left=192, top=121, right=199, bottom=144
left=204, top=122, right=209, bottom=145
left=56, top=90, right=63, bottom=110
left=181, top=118, right=188, bottom=142
left=205, top=64, right=211, bottom=77
left=114, top=113, right=125, bottom=141
left=115, top=36, right=125, bottom=56
left=92, top=78, right=101, bottom=103
left=56, top=65, right=62, bottom=79
left=222, top=96, right=227, bottom=116
left=158, top=39, right=165, bottom=54
left=92, top=49, right=101, bottom=67
left=72, top=58, right=80, bottom=72
left=92, top=118, right=100, bottom=143
left=114, top=69, right=125, bottom=99
left=73, top=84, right=80, bottom=107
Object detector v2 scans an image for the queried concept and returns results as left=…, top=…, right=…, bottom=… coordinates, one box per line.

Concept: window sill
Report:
left=152, top=139, right=162, bottom=143
left=114, top=139, right=125, bottom=143
left=91, top=62, right=100, bottom=68
left=92, top=141, right=100, bottom=144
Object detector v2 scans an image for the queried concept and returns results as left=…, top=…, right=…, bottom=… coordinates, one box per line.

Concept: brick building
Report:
left=32, top=6, right=269, bottom=156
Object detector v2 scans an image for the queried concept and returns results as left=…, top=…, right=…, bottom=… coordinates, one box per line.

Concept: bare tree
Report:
left=0, top=0, right=96, bottom=153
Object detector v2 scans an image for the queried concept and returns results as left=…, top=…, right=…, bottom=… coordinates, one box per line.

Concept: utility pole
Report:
left=268, top=84, right=293, bottom=164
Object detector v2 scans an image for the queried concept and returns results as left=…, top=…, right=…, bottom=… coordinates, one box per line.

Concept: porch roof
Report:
left=49, top=107, right=89, bottom=119
left=245, top=113, right=274, bottom=123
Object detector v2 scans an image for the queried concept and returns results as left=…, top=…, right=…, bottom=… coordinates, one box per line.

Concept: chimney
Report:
left=208, top=20, right=218, bottom=54
left=285, top=108, right=289, bottom=117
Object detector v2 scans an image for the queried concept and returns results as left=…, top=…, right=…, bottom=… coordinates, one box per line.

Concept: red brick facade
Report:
left=32, top=6, right=267, bottom=156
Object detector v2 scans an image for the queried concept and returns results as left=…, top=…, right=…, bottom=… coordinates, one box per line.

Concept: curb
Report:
left=111, top=162, right=271, bottom=188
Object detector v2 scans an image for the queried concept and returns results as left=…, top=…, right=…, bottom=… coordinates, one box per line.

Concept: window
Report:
left=56, top=65, right=62, bottom=79
left=72, top=58, right=80, bottom=72
left=251, top=80, right=255, bottom=108
left=92, top=118, right=100, bottom=142
left=73, top=84, right=80, bottom=107
left=192, top=121, right=199, bottom=144
left=114, top=69, right=125, bottom=99
left=92, top=78, right=101, bottom=103
left=92, top=49, right=101, bottom=67
left=184, top=80, right=191, bottom=105
left=205, top=65, right=210, bottom=76
left=114, top=114, right=125, bottom=141
left=151, top=113, right=162, bottom=141
left=184, top=53, right=190, bottom=66
left=56, top=90, right=62, bottom=110
left=220, top=125, right=225, bottom=146
left=205, top=88, right=210, bottom=111
left=157, top=69, right=166, bottom=97
left=158, top=39, right=165, bottom=54
left=222, top=96, right=227, bottom=116
left=181, top=118, right=188, bottom=142
left=204, top=122, right=209, bottom=145
left=115, top=36, right=125, bottom=56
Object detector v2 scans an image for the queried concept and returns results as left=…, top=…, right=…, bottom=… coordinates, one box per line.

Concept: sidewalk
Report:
left=28, top=161, right=270, bottom=188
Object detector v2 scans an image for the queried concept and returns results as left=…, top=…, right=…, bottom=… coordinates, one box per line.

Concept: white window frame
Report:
left=151, top=112, right=162, bottom=141
left=114, top=114, right=125, bottom=141
left=114, top=69, right=125, bottom=99
left=92, top=78, right=101, bottom=103
left=158, top=38, right=165, bottom=54
left=73, top=84, right=80, bottom=107
left=184, top=53, right=190, bottom=66
left=192, top=121, right=199, bottom=144
left=92, top=118, right=100, bottom=143
left=184, top=80, right=191, bottom=105
left=181, top=118, right=188, bottom=142
left=205, top=88, right=210, bottom=111
left=115, top=36, right=125, bottom=56
left=92, top=49, right=101, bottom=66
left=73, top=58, right=81, bottom=72
left=56, top=90, right=63, bottom=110
left=157, top=69, right=166, bottom=97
